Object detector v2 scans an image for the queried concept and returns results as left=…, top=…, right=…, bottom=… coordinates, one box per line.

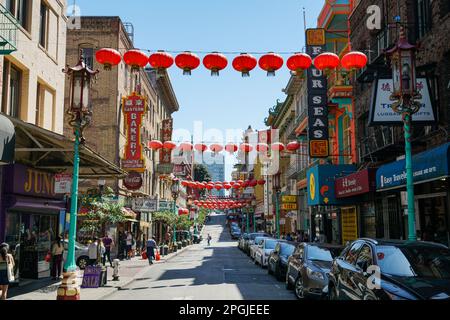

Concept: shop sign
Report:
left=342, top=207, right=358, bottom=244
left=279, top=218, right=286, bottom=225
left=157, top=164, right=174, bottom=174
left=369, top=78, right=436, bottom=125
left=54, top=174, right=72, bottom=194
left=173, top=164, right=187, bottom=176
left=132, top=198, right=158, bottom=212
left=123, top=171, right=143, bottom=191
left=335, top=169, right=376, bottom=198
left=6, top=164, right=59, bottom=198
left=306, top=28, right=329, bottom=158
left=282, top=195, right=297, bottom=203
left=121, top=93, right=147, bottom=172
left=160, top=119, right=173, bottom=165
left=281, top=203, right=298, bottom=210
left=81, top=266, right=103, bottom=288
left=158, top=200, right=175, bottom=211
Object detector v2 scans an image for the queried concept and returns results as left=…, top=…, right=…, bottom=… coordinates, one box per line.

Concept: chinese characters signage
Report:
left=335, top=169, right=376, bottom=198
left=306, top=28, right=329, bottom=158
left=369, top=78, right=436, bottom=125
left=122, top=93, right=147, bottom=172
left=160, top=119, right=173, bottom=165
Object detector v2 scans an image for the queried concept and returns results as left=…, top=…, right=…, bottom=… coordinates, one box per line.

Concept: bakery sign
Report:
left=121, top=92, right=147, bottom=172
left=306, top=28, right=329, bottom=158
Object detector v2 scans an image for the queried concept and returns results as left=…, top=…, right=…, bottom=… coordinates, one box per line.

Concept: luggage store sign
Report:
left=122, top=93, right=147, bottom=172
left=306, top=28, right=329, bottom=158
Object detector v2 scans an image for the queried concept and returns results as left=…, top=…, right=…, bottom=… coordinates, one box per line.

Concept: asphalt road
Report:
left=106, top=212, right=296, bottom=300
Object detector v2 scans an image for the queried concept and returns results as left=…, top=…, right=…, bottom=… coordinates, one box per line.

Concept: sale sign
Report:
left=121, top=93, right=147, bottom=172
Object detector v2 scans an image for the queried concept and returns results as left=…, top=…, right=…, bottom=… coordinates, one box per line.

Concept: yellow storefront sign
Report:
left=282, top=195, right=297, bottom=203
left=342, top=207, right=358, bottom=244
left=281, top=203, right=298, bottom=210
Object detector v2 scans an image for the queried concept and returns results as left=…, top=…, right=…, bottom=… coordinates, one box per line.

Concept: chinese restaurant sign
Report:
left=306, top=28, right=329, bottom=158
left=160, top=119, right=173, bottom=165
left=335, top=169, right=376, bottom=199
left=369, top=78, right=436, bottom=125
left=122, top=92, right=147, bottom=172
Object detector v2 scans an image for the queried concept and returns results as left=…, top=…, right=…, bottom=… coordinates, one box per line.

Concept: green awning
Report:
left=0, top=113, right=15, bottom=164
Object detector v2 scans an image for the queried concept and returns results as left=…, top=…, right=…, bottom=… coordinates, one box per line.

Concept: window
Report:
left=35, top=83, right=42, bottom=126
left=8, top=65, right=21, bottom=118
left=81, top=48, right=94, bottom=69
left=5, top=0, right=30, bottom=31
left=417, top=0, right=432, bottom=39
left=345, top=241, right=363, bottom=265
left=39, top=2, right=48, bottom=48
left=355, top=245, right=373, bottom=271
left=35, top=82, right=56, bottom=130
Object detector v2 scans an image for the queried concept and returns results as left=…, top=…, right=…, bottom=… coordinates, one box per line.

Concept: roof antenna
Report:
left=302, top=7, right=307, bottom=53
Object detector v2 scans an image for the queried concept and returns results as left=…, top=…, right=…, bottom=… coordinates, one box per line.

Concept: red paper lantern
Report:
left=237, top=180, right=244, bottom=184
left=256, top=143, right=269, bottom=153
left=95, top=48, right=121, bottom=70
left=229, top=181, right=236, bottom=186
left=287, top=53, right=312, bottom=74
left=210, top=144, right=224, bottom=153
left=225, top=143, right=238, bottom=153
left=271, top=142, right=285, bottom=152
left=259, top=52, right=284, bottom=76
left=203, top=52, right=228, bottom=76
left=194, top=144, right=208, bottom=153
left=215, top=185, right=223, bottom=191
left=181, top=180, right=190, bottom=187
left=287, top=141, right=301, bottom=152
left=175, top=51, right=201, bottom=75
left=233, top=184, right=241, bottom=189
left=314, top=52, right=340, bottom=71
left=123, top=50, right=149, bottom=71
left=232, top=53, right=258, bottom=77
left=249, top=180, right=258, bottom=187
left=341, top=51, right=368, bottom=70
left=149, top=140, right=163, bottom=150
left=149, top=50, right=174, bottom=72
left=223, top=183, right=232, bottom=190
left=206, top=184, right=214, bottom=190
left=179, top=142, right=193, bottom=152
left=163, top=141, right=177, bottom=150
left=257, top=179, right=266, bottom=186
left=240, top=143, right=253, bottom=153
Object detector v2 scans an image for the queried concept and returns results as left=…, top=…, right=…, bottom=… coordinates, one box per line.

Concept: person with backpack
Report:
left=146, top=237, right=158, bottom=265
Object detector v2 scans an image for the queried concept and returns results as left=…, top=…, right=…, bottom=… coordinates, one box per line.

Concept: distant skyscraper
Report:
left=203, top=152, right=225, bottom=197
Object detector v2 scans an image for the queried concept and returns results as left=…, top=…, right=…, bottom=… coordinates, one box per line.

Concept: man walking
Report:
left=146, top=237, right=158, bottom=265
left=207, top=234, right=212, bottom=246
left=88, top=238, right=99, bottom=266
left=102, top=234, right=114, bottom=267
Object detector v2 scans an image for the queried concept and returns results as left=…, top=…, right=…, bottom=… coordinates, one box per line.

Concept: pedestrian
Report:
left=51, top=236, right=64, bottom=280
left=102, top=233, right=114, bottom=267
left=207, top=234, right=212, bottom=246
left=0, top=243, right=14, bottom=300
left=286, top=233, right=293, bottom=241
left=88, top=238, right=99, bottom=266
left=146, top=237, right=158, bottom=265
left=126, top=232, right=133, bottom=260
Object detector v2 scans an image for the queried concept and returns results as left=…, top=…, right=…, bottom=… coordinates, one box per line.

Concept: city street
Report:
left=106, top=213, right=295, bottom=300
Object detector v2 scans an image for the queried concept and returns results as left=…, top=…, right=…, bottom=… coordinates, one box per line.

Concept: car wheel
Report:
left=295, top=276, right=305, bottom=300
left=77, top=256, right=89, bottom=270
left=275, top=264, right=283, bottom=282
left=286, top=272, right=294, bottom=290
left=268, top=262, right=273, bottom=275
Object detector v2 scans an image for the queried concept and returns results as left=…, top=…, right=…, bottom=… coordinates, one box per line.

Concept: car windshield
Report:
left=280, top=243, right=295, bottom=256
left=254, top=237, right=266, bottom=244
left=264, top=240, right=278, bottom=250
left=376, top=245, right=450, bottom=279
left=307, top=246, right=334, bottom=262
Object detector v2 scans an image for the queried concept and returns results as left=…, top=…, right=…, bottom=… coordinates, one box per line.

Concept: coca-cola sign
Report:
left=123, top=171, right=143, bottom=191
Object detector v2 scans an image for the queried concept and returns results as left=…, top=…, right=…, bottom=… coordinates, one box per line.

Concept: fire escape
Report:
left=0, top=4, right=18, bottom=55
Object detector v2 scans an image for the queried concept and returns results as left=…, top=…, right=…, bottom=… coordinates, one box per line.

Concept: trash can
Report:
left=177, top=242, right=182, bottom=250
left=182, top=240, right=187, bottom=247
left=172, top=244, right=177, bottom=253
left=161, top=245, right=168, bottom=256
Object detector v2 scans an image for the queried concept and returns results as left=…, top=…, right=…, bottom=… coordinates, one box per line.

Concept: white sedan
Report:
left=250, top=236, right=271, bottom=260
left=254, top=238, right=280, bottom=268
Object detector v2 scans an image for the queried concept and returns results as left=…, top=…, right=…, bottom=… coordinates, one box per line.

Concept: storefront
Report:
left=1, top=164, right=67, bottom=280
left=307, top=164, right=356, bottom=244
left=376, top=143, right=450, bottom=245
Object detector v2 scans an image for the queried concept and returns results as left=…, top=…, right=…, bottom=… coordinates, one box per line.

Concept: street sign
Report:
left=158, top=200, right=175, bottom=211
left=132, top=198, right=158, bottom=212
left=54, top=174, right=72, bottom=194
left=281, top=203, right=298, bottom=210
left=157, top=164, right=174, bottom=174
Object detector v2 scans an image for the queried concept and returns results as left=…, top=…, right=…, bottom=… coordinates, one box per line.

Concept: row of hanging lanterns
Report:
left=148, top=141, right=302, bottom=153
left=194, top=200, right=249, bottom=210
left=181, top=179, right=266, bottom=191
left=95, top=48, right=367, bottom=76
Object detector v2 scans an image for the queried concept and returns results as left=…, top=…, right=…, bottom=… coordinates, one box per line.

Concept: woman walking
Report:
left=0, top=243, right=14, bottom=300
left=51, top=236, right=64, bottom=280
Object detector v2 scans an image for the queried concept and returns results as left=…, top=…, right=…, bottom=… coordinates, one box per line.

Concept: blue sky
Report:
left=73, top=0, right=325, bottom=179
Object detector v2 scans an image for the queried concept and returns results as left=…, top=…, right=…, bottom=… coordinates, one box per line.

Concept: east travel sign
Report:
left=306, top=28, right=329, bottom=158
left=369, top=78, right=436, bottom=125
left=121, top=92, right=147, bottom=172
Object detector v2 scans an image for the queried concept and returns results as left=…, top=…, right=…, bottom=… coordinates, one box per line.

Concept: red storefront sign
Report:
left=160, top=119, right=173, bottom=164
left=335, top=169, right=376, bottom=198
left=123, top=171, right=143, bottom=191
left=121, top=93, right=147, bottom=172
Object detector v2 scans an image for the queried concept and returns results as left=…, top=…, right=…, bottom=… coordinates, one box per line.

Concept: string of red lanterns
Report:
left=147, top=141, right=302, bottom=153
left=95, top=49, right=367, bottom=76
left=179, top=179, right=266, bottom=191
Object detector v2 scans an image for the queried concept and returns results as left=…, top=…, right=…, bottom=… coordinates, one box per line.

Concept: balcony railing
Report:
left=359, top=126, right=395, bottom=161
left=0, top=4, right=19, bottom=55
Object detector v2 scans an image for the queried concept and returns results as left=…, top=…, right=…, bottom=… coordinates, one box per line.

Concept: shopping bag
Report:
left=45, top=252, right=52, bottom=263
left=142, top=251, right=147, bottom=260
left=155, top=250, right=161, bottom=261
left=7, top=256, right=15, bottom=282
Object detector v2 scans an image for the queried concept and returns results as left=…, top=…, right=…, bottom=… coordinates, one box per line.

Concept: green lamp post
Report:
left=273, top=173, right=281, bottom=239
left=57, top=51, right=98, bottom=300
left=171, top=178, right=180, bottom=246
left=386, top=27, right=421, bottom=241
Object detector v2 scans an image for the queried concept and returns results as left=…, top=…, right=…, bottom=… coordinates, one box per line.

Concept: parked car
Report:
left=328, top=239, right=450, bottom=300
left=268, top=241, right=297, bottom=281
left=231, top=228, right=242, bottom=240
left=239, top=233, right=249, bottom=250
left=62, top=240, right=90, bottom=270
left=250, top=236, right=271, bottom=260
left=255, top=238, right=281, bottom=268
left=244, top=233, right=271, bottom=256
left=286, top=243, right=344, bottom=300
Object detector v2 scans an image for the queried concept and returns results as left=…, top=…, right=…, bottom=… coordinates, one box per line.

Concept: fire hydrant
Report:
left=112, top=259, right=120, bottom=281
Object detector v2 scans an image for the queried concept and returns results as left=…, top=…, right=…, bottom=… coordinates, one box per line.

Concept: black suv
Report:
left=328, top=239, right=450, bottom=300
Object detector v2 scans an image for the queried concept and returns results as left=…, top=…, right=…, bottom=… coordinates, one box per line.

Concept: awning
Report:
left=5, top=195, right=66, bottom=213
left=122, top=207, right=137, bottom=219
left=0, top=113, right=15, bottom=164
left=6, top=115, right=126, bottom=179
left=377, top=143, right=450, bottom=191
left=140, top=221, right=151, bottom=228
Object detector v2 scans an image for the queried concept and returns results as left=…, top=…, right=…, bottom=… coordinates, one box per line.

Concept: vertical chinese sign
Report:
left=160, top=119, right=173, bottom=165
left=306, top=28, right=329, bottom=158
left=121, top=92, right=147, bottom=172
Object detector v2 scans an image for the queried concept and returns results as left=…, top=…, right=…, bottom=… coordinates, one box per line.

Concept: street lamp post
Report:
left=171, top=178, right=180, bottom=247
left=252, top=198, right=257, bottom=233
left=273, top=174, right=281, bottom=239
left=57, top=51, right=98, bottom=300
left=386, top=27, right=421, bottom=241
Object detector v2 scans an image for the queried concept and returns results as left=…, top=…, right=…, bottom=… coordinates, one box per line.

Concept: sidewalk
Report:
left=8, top=244, right=192, bottom=300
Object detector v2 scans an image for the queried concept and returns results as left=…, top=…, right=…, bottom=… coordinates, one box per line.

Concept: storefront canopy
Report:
left=376, top=142, right=450, bottom=191
left=0, top=113, right=15, bottom=164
